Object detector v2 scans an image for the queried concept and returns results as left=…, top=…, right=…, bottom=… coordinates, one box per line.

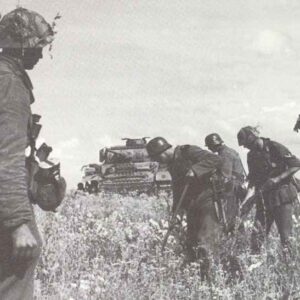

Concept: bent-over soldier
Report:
left=205, top=133, right=247, bottom=230
left=147, top=137, right=233, bottom=279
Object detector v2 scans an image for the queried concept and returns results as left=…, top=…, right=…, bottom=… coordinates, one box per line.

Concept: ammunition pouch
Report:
left=265, top=183, right=298, bottom=208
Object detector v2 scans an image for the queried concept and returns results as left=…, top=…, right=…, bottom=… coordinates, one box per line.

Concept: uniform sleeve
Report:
left=186, top=146, right=223, bottom=179
left=0, top=74, right=33, bottom=230
left=271, top=141, right=300, bottom=168
left=231, top=152, right=246, bottom=182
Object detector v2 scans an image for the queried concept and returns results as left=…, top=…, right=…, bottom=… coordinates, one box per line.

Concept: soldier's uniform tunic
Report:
left=219, top=145, right=245, bottom=183
left=218, top=145, right=246, bottom=228
left=0, top=54, right=42, bottom=300
left=167, top=145, right=223, bottom=265
left=247, top=138, right=300, bottom=252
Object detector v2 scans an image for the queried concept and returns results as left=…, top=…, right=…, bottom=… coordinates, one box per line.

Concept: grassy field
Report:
left=34, top=192, right=300, bottom=300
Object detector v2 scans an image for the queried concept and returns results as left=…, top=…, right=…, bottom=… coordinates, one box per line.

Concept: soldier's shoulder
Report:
left=177, top=144, right=191, bottom=155
left=180, top=144, right=204, bottom=153
left=0, top=60, right=22, bottom=84
left=222, top=145, right=240, bottom=158
left=223, top=145, right=237, bottom=154
left=0, top=57, right=15, bottom=74
left=268, top=139, right=290, bottom=156
left=178, top=144, right=205, bottom=158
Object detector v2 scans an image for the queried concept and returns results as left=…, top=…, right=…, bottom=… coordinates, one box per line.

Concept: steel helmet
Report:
left=146, top=137, right=172, bottom=158
left=237, top=126, right=260, bottom=146
left=205, top=133, right=224, bottom=148
left=0, top=8, right=54, bottom=48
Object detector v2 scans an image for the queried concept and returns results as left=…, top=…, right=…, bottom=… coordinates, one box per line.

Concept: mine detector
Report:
left=80, top=138, right=171, bottom=194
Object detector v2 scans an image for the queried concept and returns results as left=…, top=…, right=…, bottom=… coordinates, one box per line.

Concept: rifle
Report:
left=161, top=182, right=190, bottom=253
left=210, top=176, right=228, bottom=232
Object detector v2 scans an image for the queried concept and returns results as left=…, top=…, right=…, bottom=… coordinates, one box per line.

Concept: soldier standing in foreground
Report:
left=0, top=8, right=65, bottom=299
left=237, top=126, right=300, bottom=254
left=146, top=137, right=230, bottom=279
left=205, top=133, right=246, bottom=231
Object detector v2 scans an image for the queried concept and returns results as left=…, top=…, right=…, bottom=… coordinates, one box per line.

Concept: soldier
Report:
left=0, top=8, right=65, bottom=299
left=205, top=133, right=246, bottom=230
left=237, top=126, right=300, bottom=254
left=147, top=137, right=229, bottom=279
left=294, top=114, right=300, bottom=132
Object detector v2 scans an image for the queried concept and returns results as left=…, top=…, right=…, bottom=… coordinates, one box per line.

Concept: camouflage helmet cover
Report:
left=0, top=7, right=54, bottom=48
left=237, top=126, right=260, bottom=146
left=205, top=133, right=224, bottom=148
left=146, top=137, right=172, bottom=158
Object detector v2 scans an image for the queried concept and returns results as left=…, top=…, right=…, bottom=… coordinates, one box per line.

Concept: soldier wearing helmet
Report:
left=205, top=133, right=246, bottom=183
left=146, top=137, right=220, bottom=213
left=237, top=126, right=300, bottom=254
left=147, top=137, right=243, bottom=280
left=294, top=114, right=300, bottom=132
left=205, top=133, right=246, bottom=229
left=0, top=8, right=64, bottom=299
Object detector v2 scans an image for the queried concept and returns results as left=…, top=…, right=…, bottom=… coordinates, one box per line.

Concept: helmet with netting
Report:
left=0, top=8, right=54, bottom=48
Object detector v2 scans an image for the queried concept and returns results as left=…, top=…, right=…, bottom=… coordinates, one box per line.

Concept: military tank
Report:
left=81, top=138, right=171, bottom=195
left=80, top=163, right=102, bottom=194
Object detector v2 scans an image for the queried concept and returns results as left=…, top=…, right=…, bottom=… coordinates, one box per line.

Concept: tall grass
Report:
left=34, top=193, right=300, bottom=300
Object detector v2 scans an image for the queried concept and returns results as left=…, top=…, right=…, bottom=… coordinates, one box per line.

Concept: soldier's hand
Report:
left=262, top=177, right=280, bottom=191
left=11, top=223, right=38, bottom=262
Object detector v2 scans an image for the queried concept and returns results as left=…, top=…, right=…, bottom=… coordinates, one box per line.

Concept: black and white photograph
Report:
left=1, top=0, right=300, bottom=299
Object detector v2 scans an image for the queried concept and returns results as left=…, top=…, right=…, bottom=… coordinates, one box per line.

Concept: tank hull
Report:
left=79, top=138, right=172, bottom=195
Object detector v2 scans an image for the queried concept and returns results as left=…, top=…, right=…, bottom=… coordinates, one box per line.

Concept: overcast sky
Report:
left=2, top=0, right=300, bottom=187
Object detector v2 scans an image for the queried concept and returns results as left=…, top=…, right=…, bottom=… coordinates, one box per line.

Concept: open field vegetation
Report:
left=34, top=192, right=300, bottom=300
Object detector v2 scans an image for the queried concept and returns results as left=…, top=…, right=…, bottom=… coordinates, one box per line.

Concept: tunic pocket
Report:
left=276, top=184, right=297, bottom=205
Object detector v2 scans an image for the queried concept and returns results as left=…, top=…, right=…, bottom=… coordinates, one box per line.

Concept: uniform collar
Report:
left=218, top=144, right=226, bottom=153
